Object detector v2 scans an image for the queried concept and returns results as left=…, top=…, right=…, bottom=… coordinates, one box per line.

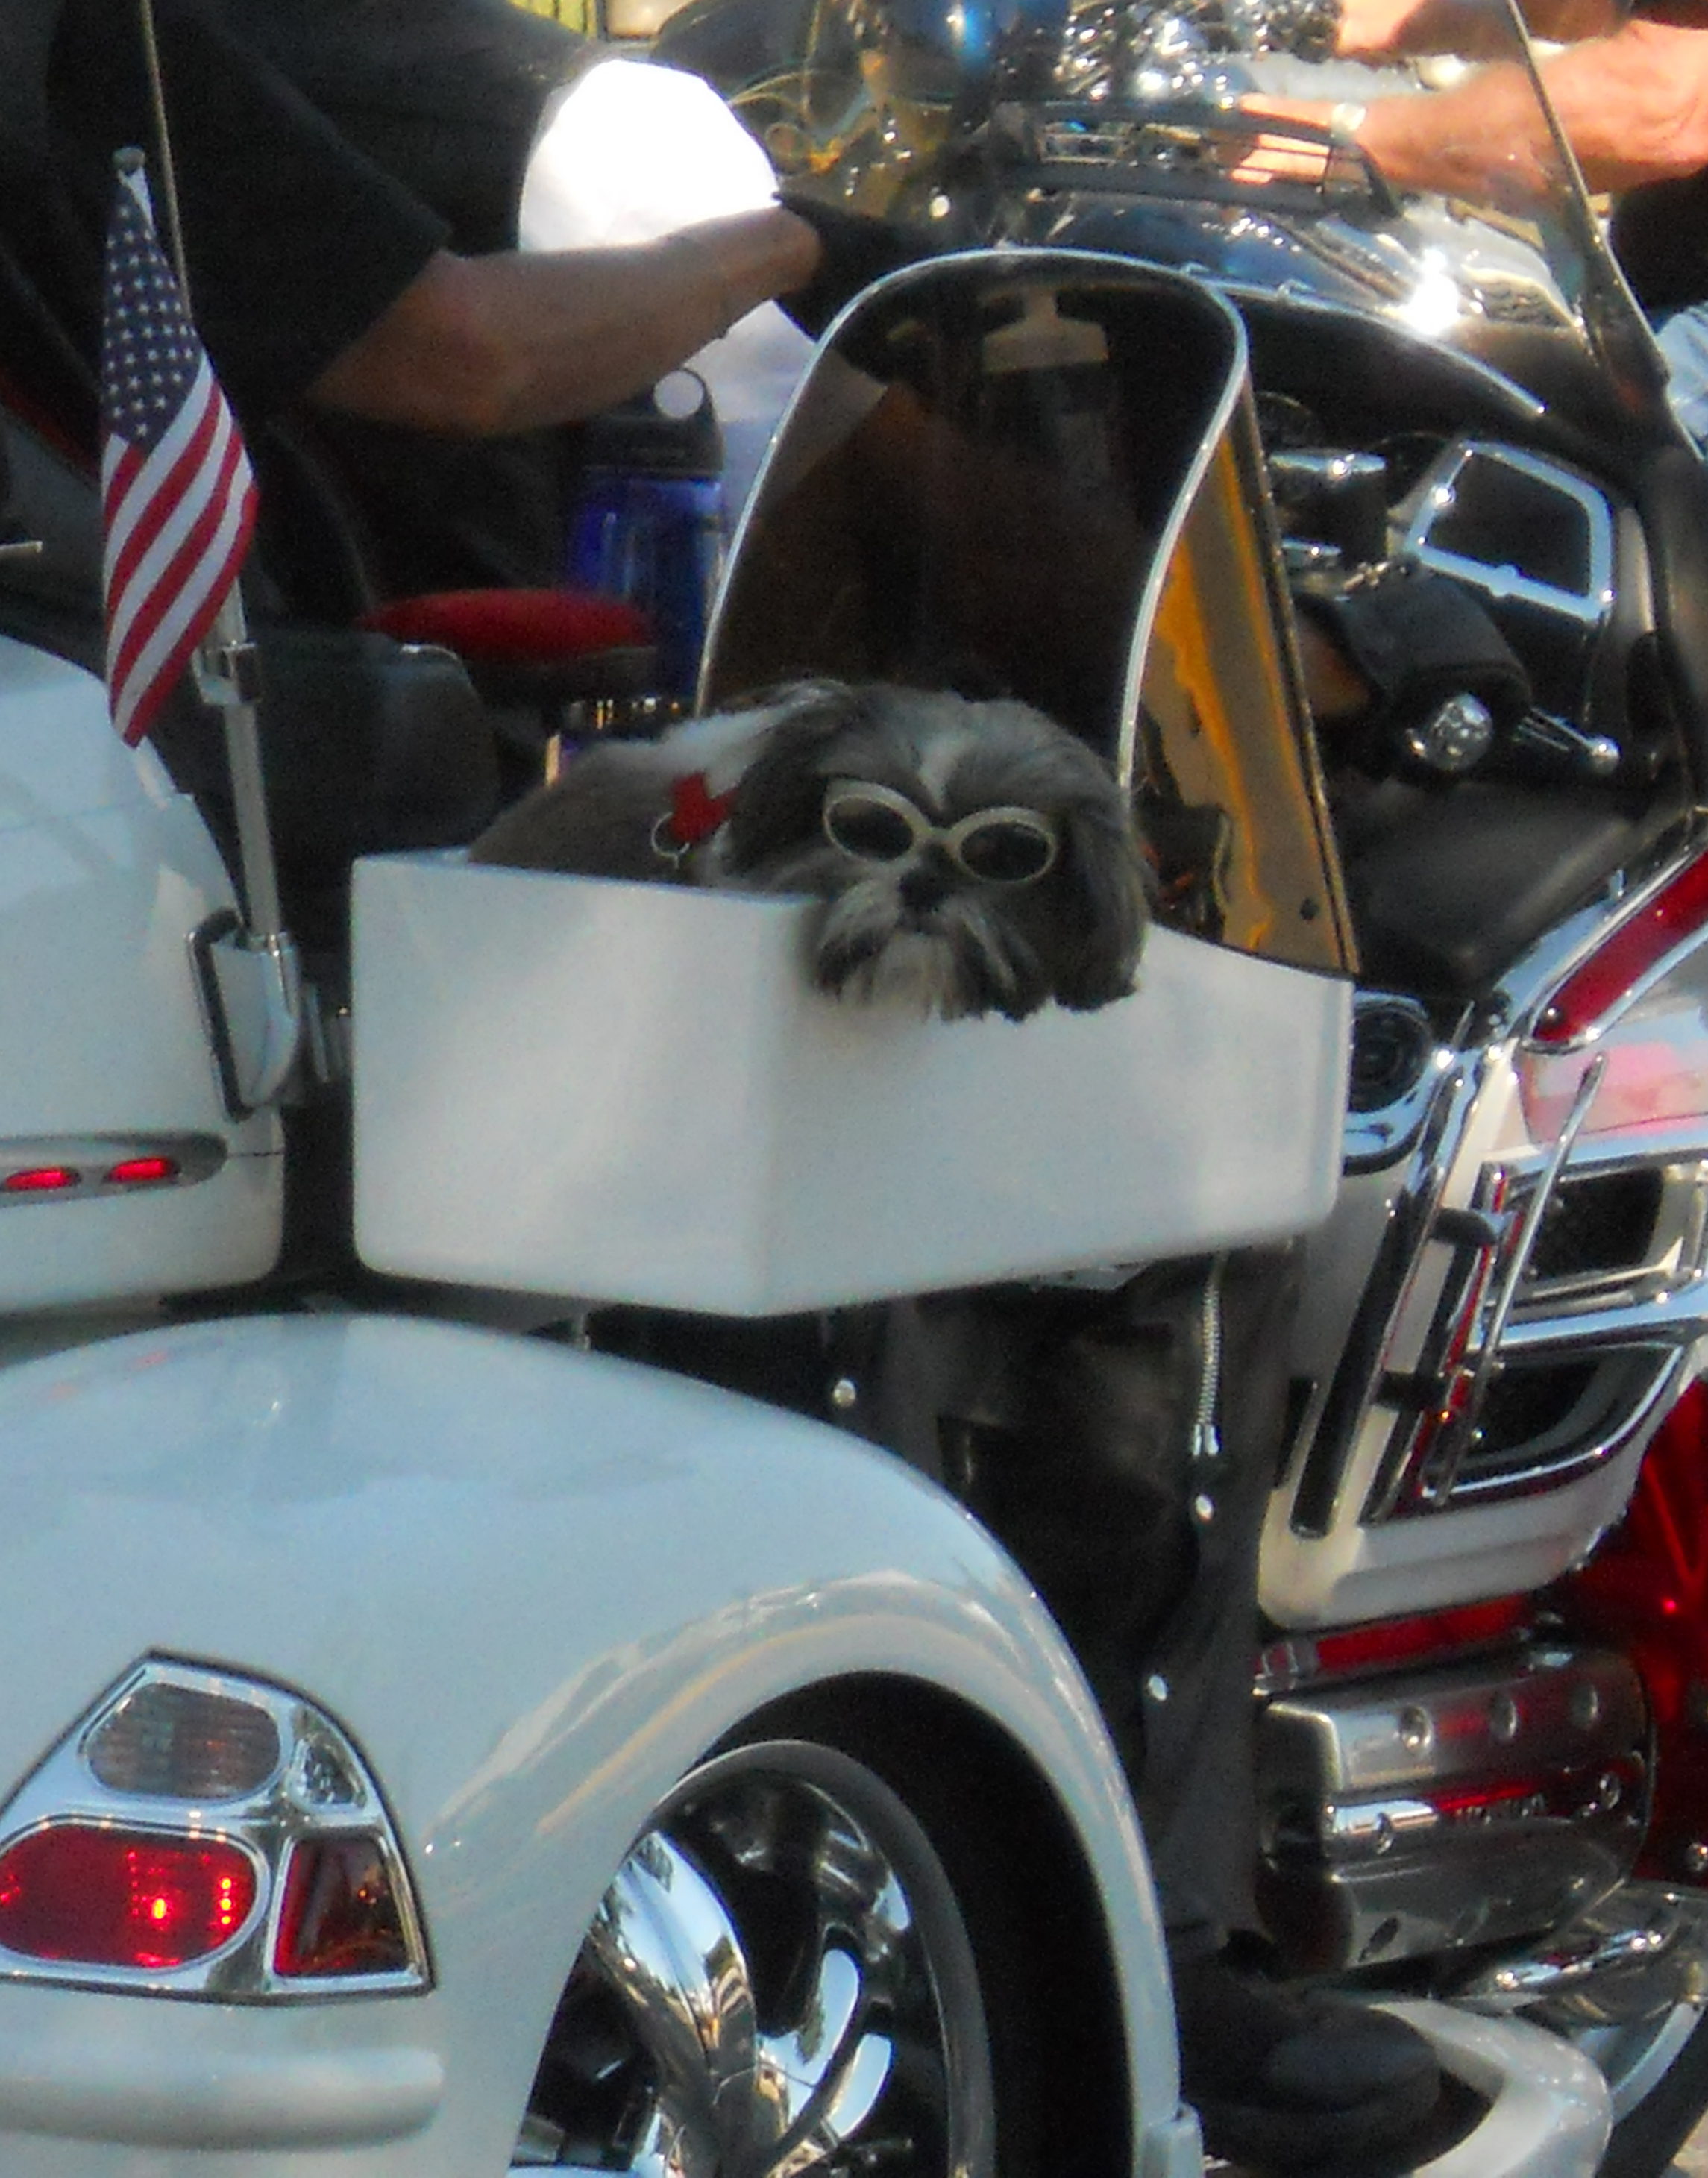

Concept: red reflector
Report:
left=1311, top=1598, right=1531, bottom=1679
left=1535, top=853, right=1708, bottom=1046
left=0, top=1824, right=257, bottom=1968
left=104, top=1156, right=180, bottom=1187
left=2, top=1167, right=80, bottom=1193
left=273, top=1836, right=410, bottom=1978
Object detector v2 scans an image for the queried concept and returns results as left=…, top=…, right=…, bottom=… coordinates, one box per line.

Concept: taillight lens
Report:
left=274, top=1836, right=412, bottom=1978
left=0, top=1824, right=257, bottom=1968
left=1533, top=850, right=1708, bottom=1048
left=0, top=1661, right=429, bottom=1998
left=1521, top=931, right=1708, bottom=1142
left=85, top=1679, right=281, bottom=1799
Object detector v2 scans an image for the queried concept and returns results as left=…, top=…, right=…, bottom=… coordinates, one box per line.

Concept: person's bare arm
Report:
left=1245, top=22, right=1708, bottom=199
left=1335, top=0, right=1623, bottom=60
left=308, top=204, right=821, bottom=435
left=1347, top=22, right=1708, bottom=194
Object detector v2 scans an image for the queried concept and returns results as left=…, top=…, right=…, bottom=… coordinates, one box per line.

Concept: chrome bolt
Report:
left=1191, top=1493, right=1215, bottom=1525
left=1402, top=692, right=1495, bottom=776
left=1683, top=1840, right=1708, bottom=1877
left=1146, top=1675, right=1169, bottom=1703
left=829, top=1378, right=859, bottom=1411
left=1489, top=1692, right=1520, bottom=1745
left=1398, top=1705, right=1432, bottom=1753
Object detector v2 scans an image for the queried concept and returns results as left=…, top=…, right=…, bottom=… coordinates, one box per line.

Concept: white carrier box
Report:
left=351, top=853, right=1350, bottom=1315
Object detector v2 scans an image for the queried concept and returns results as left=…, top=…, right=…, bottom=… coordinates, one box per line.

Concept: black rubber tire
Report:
left=1596, top=2005, right=1708, bottom=2178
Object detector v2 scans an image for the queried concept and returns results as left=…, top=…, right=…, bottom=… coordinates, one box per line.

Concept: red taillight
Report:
left=273, top=1836, right=411, bottom=1978
left=1534, top=852, right=1708, bottom=1046
left=1260, top=1597, right=1532, bottom=1690
left=1313, top=1597, right=1532, bottom=1679
left=1, top=1167, right=79, bottom=1194
left=0, top=1824, right=257, bottom=1968
left=104, top=1156, right=179, bottom=1187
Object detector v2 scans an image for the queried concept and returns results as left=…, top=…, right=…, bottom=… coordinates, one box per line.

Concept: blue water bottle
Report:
left=566, top=371, right=726, bottom=707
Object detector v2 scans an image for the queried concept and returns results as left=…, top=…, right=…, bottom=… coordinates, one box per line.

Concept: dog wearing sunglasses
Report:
left=468, top=679, right=1150, bottom=1022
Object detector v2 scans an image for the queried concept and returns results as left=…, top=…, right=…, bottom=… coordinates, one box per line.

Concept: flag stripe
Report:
left=104, top=362, right=225, bottom=603
left=108, top=412, right=251, bottom=695
left=110, top=456, right=255, bottom=744
left=100, top=167, right=255, bottom=747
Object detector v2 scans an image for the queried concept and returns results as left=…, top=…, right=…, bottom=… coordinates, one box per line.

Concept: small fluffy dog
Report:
left=469, top=680, right=1150, bottom=1022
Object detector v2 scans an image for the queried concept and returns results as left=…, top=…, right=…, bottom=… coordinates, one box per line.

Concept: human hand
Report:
left=775, top=192, right=937, bottom=338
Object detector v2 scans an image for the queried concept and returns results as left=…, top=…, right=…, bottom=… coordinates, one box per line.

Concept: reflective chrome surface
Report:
left=1256, top=1647, right=1648, bottom=1971
left=1460, top=1883, right=1708, bottom=2124
left=513, top=1741, right=993, bottom=2177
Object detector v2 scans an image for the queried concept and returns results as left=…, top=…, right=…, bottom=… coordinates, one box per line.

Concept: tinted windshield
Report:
left=691, top=0, right=1669, bottom=431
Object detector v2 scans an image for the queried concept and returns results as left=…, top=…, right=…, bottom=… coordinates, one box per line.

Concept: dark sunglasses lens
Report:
left=824, top=797, right=918, bottom=862
left=958, top=820, right=1056, bottom=884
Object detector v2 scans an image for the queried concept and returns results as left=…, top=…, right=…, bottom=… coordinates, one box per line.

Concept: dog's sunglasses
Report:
left=820, top=779, right=1060, bottom=887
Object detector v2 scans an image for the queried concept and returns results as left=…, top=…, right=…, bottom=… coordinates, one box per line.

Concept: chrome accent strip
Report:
left=1499, top=1279, right=1708, bottom=1357
left=1461, top=1885, right=1708, bottom=2030
left=1417, top=1349, right=1685, bottom=1507
left=1403, top=441, right=1616, bottom=626
left=1292, top=1051, right=1488, bottom=1532
left=1423, top=1055, right=1607, bottom=1506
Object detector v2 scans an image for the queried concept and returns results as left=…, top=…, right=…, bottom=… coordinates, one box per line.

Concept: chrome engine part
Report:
left=1256, top=1645, right=1649, bottom=1973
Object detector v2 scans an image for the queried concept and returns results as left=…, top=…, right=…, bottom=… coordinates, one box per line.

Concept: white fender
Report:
left=0, top=1310, right=1180, bottom=2176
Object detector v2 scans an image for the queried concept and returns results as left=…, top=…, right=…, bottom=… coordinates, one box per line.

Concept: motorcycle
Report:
left=635, top=0, right=1708, bottom=2169
left=0, top=2, right=1701, bottom=2174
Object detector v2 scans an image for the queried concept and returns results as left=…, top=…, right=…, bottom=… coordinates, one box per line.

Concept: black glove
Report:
left=1292, top=561, right=1531, bottom=762
left=776, top=191, right=938, bottom=339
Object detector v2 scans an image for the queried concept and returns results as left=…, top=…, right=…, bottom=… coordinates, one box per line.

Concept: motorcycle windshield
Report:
left=696, top=0, right=1672, bottom=442
left=703, top=250, right=1354, bottom=973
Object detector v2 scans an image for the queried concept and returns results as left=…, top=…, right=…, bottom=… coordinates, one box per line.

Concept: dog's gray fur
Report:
left=469, top=680, right=1150, bottom=1021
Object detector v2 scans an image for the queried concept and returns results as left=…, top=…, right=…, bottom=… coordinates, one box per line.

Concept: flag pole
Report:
left=125, top=4, right=301, bottom=1109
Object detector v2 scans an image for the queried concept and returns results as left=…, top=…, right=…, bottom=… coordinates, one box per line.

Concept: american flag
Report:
left=101, top=166, right=257, bottom=747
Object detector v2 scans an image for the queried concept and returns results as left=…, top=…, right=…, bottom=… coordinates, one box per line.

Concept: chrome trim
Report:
left=1403, top=441, right=1616, bottom=626
left=1422, top=1055, right=1607, bottom=1506
left=1461, top=1886, right=1708, bottom=2024
left=1290, top=1047, right=1489, bottom=1533
left=0, top=1659, right=430, bottom=2001
left=1344, top=994, right=1454, bottom=1173
left=1257, top=1648, right=1649, bottom=1971
left=1260, top=1647, right=1647, bottom=1803
left=1409, top=1347, right=1686, bottom=1507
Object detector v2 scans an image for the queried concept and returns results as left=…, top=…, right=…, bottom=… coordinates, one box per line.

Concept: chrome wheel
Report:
left=514, top=1738, right=996, bottom=2178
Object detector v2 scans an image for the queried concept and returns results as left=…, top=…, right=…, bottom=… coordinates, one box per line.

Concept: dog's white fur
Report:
left=470, top=680, right=1150, bottom=1022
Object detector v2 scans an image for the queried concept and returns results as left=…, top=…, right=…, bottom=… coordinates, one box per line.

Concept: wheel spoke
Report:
left=513, top=1741, right=990, bottom=2178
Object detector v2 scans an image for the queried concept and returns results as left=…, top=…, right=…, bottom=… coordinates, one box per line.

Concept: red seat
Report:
left=358, top=586, right=657, bottom=709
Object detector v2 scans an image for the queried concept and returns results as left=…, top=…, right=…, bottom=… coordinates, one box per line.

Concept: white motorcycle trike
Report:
left=0, top=242, right=1615, bottom=2178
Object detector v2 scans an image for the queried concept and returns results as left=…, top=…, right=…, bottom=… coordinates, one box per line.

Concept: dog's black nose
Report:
left=899, top=858, right=952, bottom=914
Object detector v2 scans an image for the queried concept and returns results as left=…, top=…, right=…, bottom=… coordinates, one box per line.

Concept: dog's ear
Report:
left=1048, top=785, right=1153, bottom=1011
left=718, top=680, right=873, bottom=870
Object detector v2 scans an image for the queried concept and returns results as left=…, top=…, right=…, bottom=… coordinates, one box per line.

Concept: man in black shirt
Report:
left=25, top=0, right=819, bottom=592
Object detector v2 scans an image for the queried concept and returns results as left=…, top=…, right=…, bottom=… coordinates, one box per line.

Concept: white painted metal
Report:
left=351, top=852, right=1351, bottom=1314
left=0, top=1309, right=1178, bottom=2175
left=0, top=635, right=281, bottom=1307
left=1386, top=2001, right=1613, bottom=2178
